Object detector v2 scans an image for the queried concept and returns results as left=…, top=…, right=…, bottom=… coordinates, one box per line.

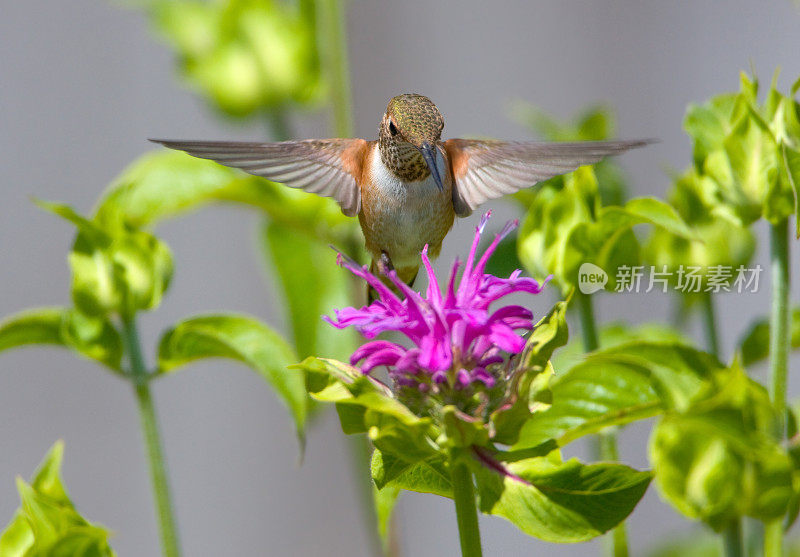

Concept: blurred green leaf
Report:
left=262, top=221, right=355, bottom=361
left=372, top=483, right=400, bottom=554
left=738, top=308, right=800, bottom=366
left=474, top=456, right=651, bottom=543
left=643, top=169, right=756, bottom=291
left=146, top=0, right=323, bottom=117
left=0, top=308, right=123, bottom=372
left=683, top=70, right=800, bottom=227
left=650, top=362, right=797, bottom=529
left=94, top=150, right=361, bottom=249
left=158, top=314, right=307, bottom=439
left=0, top=442, right=116, bottom=557
left=518, top=164, right=697, bottom=293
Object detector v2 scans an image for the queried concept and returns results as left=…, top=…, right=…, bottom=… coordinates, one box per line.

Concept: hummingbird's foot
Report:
left=378, top=251, right=395, bottom=274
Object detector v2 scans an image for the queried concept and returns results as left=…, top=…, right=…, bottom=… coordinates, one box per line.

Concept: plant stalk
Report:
left=764, top=219, right=790, bottom=557
left=764, top=520, right=783, bottom=557
left=722, top=520, right=744, bottom=557
left=703, top=294, right=745, bottom=557
left=122, top=316, right=181, bottom=557
left=701, top=292, right=720, bottom=359
left=769, top=218, right=790, bottom=438
left=318, top=0, right=354, bottom=137
left=451, top=461, right=482, bottom=557
left=576, top=292, right=629, bottom=557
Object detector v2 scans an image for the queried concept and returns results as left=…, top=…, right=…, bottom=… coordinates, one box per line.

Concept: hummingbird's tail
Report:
left=367, top=261, right=419, bottom=304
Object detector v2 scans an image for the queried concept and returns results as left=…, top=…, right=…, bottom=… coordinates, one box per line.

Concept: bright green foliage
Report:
left=94, top=150, right=359, bottom=248
left=517, top=166, right=696, bottom=294
left=474, top=456, right=651, bottom=543
left=512, top=102, right=630, bottom=206
left=157, top=314, right=308, bottom=440
left=262, top=221, right=356, bottom=361
left=0, top=442, right=116, bottom=557
left=738, top=307, right=800, bottom=366
left=37, top=200, right=173, bottom=320
left=684, top=71, right=800, bottom=231
left=513, top=341, right=719, bottom=451
left=145, top=0, right=323, bottom=117
left=96, top=149, right=363, bottom=363
left=650, top=362, right=799, bottom=530
left=644, top=168, right=756, bottom=296
left=296, top=303, right=652, bottom=543
left=0, top=308, right=123, bottom=372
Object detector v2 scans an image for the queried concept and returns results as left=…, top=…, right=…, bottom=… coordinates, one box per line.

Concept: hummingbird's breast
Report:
left=359, top=143, right=455, bottom=269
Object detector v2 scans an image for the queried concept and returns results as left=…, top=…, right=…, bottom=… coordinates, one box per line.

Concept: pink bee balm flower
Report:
left=325, top=213, right=549, bottom=395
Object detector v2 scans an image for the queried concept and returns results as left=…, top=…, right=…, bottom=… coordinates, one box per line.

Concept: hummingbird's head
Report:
left=379, top=94, right=445, bottom=189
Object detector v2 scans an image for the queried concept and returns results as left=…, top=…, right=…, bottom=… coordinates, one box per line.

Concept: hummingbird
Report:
left=152, top=93, right=649, bottom=298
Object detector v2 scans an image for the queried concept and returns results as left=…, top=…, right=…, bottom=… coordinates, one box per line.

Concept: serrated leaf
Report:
left=474, top=456, right=651, bottom=542
left=158, top=314, right=307, bottom=439
left=371, top=450, right=452, bottom=498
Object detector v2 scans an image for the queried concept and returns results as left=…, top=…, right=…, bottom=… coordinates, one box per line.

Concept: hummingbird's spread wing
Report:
left=443, top=139, right=652, bottom=216
left=150, top=139, right=368, bottom=217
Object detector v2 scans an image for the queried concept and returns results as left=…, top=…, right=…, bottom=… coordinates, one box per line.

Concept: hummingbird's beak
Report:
left=419, top=142, right=444, bottom=192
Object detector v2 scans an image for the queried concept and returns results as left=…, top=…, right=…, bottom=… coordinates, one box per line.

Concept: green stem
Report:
left=723, top=520, right=744, bottom=557
left=576, top=292, right=599, bottom=352
left=701, top=292, right=720, bottom=359
left=765, top=520, right=784, bottom=557
left=122, top=316, right=181, bottom=557
left=577, top=293, right=628, bottom=557
left=318, top=0, right=354, bottom=137
left=769, top=218, right=790, bottom=438
left=703, top=294, right=745, bottom=557
left=451, top=461, right=482, bottom=557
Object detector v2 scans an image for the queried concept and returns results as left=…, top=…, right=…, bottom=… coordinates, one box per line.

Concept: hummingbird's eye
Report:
left=388, top=121, right=398, bottom=136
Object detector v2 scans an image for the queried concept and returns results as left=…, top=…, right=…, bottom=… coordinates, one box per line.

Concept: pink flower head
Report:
left=325, top=213, right=549, bottom=394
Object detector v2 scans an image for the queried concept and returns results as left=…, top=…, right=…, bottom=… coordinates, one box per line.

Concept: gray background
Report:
left=2, top=1, right=800, bottom=555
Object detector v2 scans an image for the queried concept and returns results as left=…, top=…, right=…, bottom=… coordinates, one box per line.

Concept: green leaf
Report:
left=296, top=357, right=439, bottom=462
left=738, top=308, right=800, bottom=366
left=0, top=308, right=123, bottom=372
left=158, top=314, right=307, bottom=439
left=513, top=354, right=662, bottom=450
left=474, top=456, right=651, bottom=542
left=262, top=220, right=355, bottom=361
left=577, top=341, right=722, bottom=412
left=551, top=321, right=690, bottom=372
left=38, top=200, right=174, bottom=318
left=0, top=442, right=116, bottom=557
left=615, top=197, right=699, bottom=241
left=371, top=449, right=452, bottom=498
left=372, top=483, right=400, bottom=554
left=491, top=302, right=568, bottom=445
left=649, top=363, right=796, bottom=529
